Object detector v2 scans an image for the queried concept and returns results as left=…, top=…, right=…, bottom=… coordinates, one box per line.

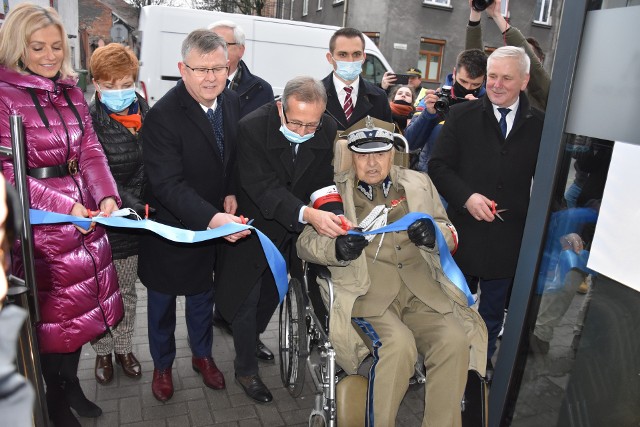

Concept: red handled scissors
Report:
left=339, top=216, right=351, bottom=231
left=490, top=200, right=508, bottom=222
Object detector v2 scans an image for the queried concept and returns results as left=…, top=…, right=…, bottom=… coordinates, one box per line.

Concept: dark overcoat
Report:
left=138, top=80, right=240, bottom=295
left=232, top=60, right=274, bottom=119
left=322, top=73, right=392, bottom=131
left=214, top=102, right=337, bottom=327
left=428, top=92, right=544, bottom=279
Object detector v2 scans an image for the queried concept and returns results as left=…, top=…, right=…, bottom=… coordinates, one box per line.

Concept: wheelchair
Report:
left=278, top=117, right=488, bottom=426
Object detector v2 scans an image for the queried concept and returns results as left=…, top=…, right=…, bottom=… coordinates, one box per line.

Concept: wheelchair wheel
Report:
left=279, top=277, right=307, bottom=397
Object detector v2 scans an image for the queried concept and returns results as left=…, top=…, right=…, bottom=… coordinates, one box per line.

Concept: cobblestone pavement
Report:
left=77, top=282, right=426, bottom=426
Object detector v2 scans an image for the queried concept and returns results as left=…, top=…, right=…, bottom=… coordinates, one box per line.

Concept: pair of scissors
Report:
left=239, top=215, right=254, bottom=226
left=490, top=200, right=508, bottom=222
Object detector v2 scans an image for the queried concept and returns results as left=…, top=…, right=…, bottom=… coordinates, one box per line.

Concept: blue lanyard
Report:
left=349, top=212, right=474, bottom=306
left=29, top=209, right=289, bottom=302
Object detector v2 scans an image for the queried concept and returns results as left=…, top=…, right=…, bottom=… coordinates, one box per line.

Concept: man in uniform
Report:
left=297, top=121, right=487, bottom=426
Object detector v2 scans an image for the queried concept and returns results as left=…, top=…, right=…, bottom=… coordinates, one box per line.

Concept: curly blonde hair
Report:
left=0, top=3, right=75, bottom=78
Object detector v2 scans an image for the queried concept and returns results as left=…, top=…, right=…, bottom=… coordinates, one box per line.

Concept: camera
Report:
left=472, top=0, right=494, bottom=11
left=434, top=86, right=469, bottom=114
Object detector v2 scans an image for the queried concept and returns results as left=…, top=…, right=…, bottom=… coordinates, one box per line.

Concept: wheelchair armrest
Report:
left=307, top=263, right=332, bottom=281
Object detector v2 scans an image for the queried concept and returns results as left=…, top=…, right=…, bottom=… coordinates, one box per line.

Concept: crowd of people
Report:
left=0, top=0, right=551, bottom=425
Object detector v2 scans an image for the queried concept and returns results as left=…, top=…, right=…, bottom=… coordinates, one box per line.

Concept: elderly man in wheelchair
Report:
left=295, top=117, right=488, bottom=426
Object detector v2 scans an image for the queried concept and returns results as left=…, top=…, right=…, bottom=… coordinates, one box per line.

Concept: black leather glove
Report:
left=407, top=218, right=436, bottom=249
left=335, top=234, right=368, bottom=262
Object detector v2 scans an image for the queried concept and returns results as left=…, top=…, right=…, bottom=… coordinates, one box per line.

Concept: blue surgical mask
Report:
left=333, top=58, right=363, bottom=82
left=279, top=124, right=315, bottom=144
left=98, top=86, right=137, bottom=112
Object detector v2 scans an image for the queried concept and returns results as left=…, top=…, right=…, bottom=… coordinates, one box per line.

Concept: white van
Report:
left=136, top=5, right=393, bottom=105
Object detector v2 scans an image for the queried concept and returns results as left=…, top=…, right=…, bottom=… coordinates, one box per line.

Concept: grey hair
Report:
left=488, top=46, right=530, bottom=75
left=207, top=20, right=246, bottom=46
left=282, top=76, right=327, bottom=110
left=181, top=29, right=228, bottom=61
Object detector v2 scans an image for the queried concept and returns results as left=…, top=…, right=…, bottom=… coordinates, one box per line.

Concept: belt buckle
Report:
left=67, top=159, right=78, bottom=175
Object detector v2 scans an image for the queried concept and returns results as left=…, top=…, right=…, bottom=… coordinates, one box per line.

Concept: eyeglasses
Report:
left=226, top=42, right=239, bottom=46
left=183, top=63, right=229, bottom=78
left=282, top=108, right=323, bottom=132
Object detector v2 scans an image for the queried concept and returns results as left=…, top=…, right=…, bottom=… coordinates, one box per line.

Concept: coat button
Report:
left=395, top=245, right=401, bottom=250
left=497, top=184, right=503, bottom=189
left=397, top=263, right=403, bottom=269
left=501, top=150, right=508, bottom=155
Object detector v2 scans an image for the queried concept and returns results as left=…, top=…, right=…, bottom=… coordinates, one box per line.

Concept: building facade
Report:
left=278, top=0, right=561, bottom=88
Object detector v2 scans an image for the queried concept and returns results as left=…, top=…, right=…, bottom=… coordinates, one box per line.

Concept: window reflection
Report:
left=511, top=136, right=617, bottom=425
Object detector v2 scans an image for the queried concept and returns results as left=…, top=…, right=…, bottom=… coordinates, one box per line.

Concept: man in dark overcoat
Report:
left=429, top=46, right=544, bottom=376
left=138, top=30, right=249, bottom=403
left=214, top=76, right=349, bottom=403
left=208, top=20, right=274, bottom=118
left=322, top=27, right=391, bottom=130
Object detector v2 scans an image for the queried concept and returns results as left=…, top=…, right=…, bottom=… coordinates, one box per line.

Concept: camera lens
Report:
left=472, top=0, right=494, bottom=11
left=434, top=96, right=449, bottom=114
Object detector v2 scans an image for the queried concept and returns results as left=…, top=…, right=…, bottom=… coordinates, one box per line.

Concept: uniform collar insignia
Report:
left=356, top=176, right=392, bottom=201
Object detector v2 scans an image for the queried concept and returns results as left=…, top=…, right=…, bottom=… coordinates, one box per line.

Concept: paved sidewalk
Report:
left=76, top=282, right=427, bottom=426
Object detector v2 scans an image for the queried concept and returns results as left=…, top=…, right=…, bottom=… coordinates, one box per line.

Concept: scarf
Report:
left=108, top=112, right=142, bottom=131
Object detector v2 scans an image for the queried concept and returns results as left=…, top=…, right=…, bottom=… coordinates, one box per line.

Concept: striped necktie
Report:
left=343, top=86, right=354, bottom=122
left=206, top=106, right=224, bottom=158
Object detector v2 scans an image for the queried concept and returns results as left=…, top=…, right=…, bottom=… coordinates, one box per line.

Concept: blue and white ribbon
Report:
left=28, top=209, right=289, bottom=302
left=349, top=212, right=474, bottom=306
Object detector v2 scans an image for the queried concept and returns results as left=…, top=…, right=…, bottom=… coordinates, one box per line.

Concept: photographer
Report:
left=404, top=49, right=487, bottom=172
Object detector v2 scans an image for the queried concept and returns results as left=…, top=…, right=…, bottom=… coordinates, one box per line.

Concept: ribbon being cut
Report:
left=29, top=209, right=472, bottom=306
left=29, top=209, right=290, bottom=300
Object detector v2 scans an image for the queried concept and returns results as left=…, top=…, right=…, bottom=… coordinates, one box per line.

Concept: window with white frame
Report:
left=423, top=0, right=451, bottom=6
left=303, top=0, right=308, bottom=16
left=534, top=0, right=552, bottom=25
left=317, top=0, right=323, bottom=10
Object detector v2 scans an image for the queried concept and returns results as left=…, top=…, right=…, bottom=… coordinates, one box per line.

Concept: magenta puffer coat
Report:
left=0, top=66, right=123, bottom=353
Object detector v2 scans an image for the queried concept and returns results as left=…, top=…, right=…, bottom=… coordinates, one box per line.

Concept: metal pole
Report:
left=8, top=114, right=49, bottom=426
left=9, top=114, right=40, bottom=321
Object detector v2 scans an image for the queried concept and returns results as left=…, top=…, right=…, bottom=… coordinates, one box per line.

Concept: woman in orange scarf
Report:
left=389, top=85, right=416, bottom=132
left=88, top=43, right=150, bottom=386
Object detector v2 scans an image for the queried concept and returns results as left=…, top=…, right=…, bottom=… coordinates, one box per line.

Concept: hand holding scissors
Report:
left=490, top=200, right=508, bottom=222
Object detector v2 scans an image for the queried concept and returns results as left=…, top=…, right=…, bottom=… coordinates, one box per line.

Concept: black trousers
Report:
left=40, top=348, right=82, bottom=388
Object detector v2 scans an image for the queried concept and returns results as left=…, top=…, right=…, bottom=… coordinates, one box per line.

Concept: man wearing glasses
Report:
left=209, top=20, right=274, bottom=118
left=215, top=76, right=351, bottom=403
left=139, top=30, right=247, bottom=402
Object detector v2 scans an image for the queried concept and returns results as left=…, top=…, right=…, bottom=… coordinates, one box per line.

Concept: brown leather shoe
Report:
left=192, top=356, right=225, bottom=390
left=151, top=368, right=173, bottom=402
left=94, top=354, right=113, bottom=385
left=115, top=352, right=142, bottom=378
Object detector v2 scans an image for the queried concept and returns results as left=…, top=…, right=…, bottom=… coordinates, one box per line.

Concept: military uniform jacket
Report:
left=297, top=166, right=487, bottom=375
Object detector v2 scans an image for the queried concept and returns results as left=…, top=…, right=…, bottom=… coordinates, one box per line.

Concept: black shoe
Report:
left=47, top=385, right=81, bottom=427
left=212, top=310, right=233, bottom=335
left=256, top=339, right=274, bottom=361
left=63, top=378, right=102, bottom=418
left=485, top=359, right=494, bottom=385
left=235, top=374, right=273, bottom=403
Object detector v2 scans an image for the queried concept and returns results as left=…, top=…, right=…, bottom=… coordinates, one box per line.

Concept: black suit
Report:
left=138, top=80, right=240, bottom=368
left=322, top=73, right=392, bottom=131
left=214, top=102, right=337, bottom=376
left=428, top=92, right=543, bottom=359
